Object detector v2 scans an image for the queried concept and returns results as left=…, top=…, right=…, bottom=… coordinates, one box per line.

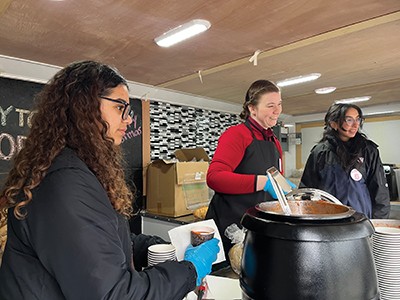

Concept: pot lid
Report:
left=241, top=207, right=373, bottom=241
left=255, top=200, right=356, bottom=220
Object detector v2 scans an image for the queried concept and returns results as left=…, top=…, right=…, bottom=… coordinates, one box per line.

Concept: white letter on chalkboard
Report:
left=0, top=105, right=14, bottom=126
left=27, top=111, right=36, bottom=128
left=15, top=108, right=31, bottom=127
left=16, top=135, right=27, bottom=152
left=0, top=133, right=16, bottom=160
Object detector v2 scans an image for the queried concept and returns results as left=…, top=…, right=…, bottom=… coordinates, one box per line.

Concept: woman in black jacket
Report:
left=300, top=103, right=390, bottom=219
left=0, top=61, right=219, bottom=299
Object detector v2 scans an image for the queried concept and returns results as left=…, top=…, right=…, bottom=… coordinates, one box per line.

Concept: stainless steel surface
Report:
left=267, top=171, right=291, bottom=215
left=267, top=167, right=293, bottom=193
left=286, top=188, right=342, bottom=205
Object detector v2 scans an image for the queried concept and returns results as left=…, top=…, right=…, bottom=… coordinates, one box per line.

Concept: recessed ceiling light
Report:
left=315, top=87, right=336, bottom=94
left=365, top=110, right=395, bottom=116
left=276, top=73, right=321, bottom=87
left=154, top=19, right=211, bottom=48
left=334, top=96, right=371, bottom=104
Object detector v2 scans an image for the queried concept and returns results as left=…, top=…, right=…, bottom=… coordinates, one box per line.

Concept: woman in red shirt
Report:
left=206, top=79, right=291, bottom=259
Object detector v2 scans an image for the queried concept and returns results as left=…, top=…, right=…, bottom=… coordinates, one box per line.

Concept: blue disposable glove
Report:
left=264, top=178, right=297, bottom=199
left=263, top=179, right=277, bottom=199
left=184, top=238, right=220, bottom=286
left=286, top=179, right=297, bottom=190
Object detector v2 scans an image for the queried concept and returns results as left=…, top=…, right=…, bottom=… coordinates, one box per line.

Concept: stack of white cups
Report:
left=148, top=244, right=176, bottom=267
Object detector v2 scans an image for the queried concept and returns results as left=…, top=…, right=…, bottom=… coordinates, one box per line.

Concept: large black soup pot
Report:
left=240, top=190, right=379, bottom=300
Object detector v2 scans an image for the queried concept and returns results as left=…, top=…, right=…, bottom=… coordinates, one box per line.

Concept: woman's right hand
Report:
left=263, top=178, right=278, bottom=198
left=184, top=238, right=220, bottom=286
left=263, top=177, right=297, bottom=199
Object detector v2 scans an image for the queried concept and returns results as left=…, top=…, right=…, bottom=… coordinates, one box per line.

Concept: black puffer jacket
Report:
left=0, top=148, right=196, bottom=299
left=300, top=139, right=390, bottom=219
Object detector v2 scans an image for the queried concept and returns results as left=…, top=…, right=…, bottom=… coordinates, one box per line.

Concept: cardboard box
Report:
left=146, top=148, right=210, bottom=217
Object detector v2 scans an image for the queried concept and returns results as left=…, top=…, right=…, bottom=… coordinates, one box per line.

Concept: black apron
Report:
left=206, top=120, right=280, bottom=257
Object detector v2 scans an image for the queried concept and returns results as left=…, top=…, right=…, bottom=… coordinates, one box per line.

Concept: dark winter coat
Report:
left=300, top=139, right=390, bottom=219
left=0, top=148, right=196, bottom=299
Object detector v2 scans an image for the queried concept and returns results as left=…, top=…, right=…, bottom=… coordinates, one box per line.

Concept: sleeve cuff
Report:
left=181, top=261, right=197, bottom=290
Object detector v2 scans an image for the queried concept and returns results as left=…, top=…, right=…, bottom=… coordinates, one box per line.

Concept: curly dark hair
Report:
left=239, top=80, right=280, bottom=120
left=0, top=60, right=133, bottom=223
left=321, top=103, right=368, bottom=171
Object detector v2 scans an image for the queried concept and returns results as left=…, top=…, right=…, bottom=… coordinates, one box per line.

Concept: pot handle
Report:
left=286, top=188, right=342, bottom=205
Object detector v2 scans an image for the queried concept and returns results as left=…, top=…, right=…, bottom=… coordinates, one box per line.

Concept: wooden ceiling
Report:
left=0, top=0, right=400, bottom=117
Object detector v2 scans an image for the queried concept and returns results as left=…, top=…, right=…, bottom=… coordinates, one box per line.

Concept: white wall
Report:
left=363, top=120, right=400, bottom=165
left=283, top=126, right=297, bottom=176
left=300, top=127, right=323, bottom=164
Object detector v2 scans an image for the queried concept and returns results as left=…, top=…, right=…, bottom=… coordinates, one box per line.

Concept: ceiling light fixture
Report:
left=315, top=87, right=336, bottom=94
left=335, top=96, right=371, bottom=104
left=154, top=19, right=211, bottom=48
left=276, top=73, right=321, bottom=87
left=365, top=110, right=396, bottom=116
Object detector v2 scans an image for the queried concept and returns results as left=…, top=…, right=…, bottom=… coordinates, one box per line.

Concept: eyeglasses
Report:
left=100, top=96, right=133, bottom=120
left=344, top=116, right=364, bottom=126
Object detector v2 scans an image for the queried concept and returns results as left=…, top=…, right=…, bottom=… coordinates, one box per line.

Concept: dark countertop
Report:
left=211, top=266, right=239, bottom=279
left=141, top=211, right=199, bottom=225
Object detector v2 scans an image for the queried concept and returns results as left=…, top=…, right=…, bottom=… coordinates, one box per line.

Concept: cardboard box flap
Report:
left=175, top=162, right=208, bottom=185
left=174, top=148, right=209, bottom=162
left=150, top=158, right=178, bottom=166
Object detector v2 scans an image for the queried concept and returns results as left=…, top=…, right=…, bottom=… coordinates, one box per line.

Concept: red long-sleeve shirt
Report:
left=207, top=119, right=282, bottom=195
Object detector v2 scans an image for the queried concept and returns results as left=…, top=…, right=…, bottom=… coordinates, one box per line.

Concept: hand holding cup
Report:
left=190, top=226, right=215, bottom=247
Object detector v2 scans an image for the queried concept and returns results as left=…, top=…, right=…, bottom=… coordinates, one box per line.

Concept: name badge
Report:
left=350, top=169, right=363, bottom=181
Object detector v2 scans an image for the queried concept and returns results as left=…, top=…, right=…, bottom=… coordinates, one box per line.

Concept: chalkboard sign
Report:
left=0, top=77, right=43, bottom=183
left=121, top=97, right=143, bottom=212
left=0, top=77, right=143, bottom=210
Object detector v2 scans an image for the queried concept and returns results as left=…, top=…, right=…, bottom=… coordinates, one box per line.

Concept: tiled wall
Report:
left=150, top=101, right=241, bottom=160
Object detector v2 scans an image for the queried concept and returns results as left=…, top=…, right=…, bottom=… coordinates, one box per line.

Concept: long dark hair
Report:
left=321, top=103, right=368, bottom=171
left=1, top=60, right=133, bottom=223
left=239, top=80, right=280, bottom=120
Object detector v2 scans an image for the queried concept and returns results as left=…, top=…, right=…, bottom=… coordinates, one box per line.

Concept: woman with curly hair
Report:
left=300, top=103, right=390, bottom=219
left=0, top=60, right=219, bottom=299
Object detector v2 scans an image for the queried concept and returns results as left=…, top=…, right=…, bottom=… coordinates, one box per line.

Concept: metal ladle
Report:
left=266, top=171, right=291, bottom=215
